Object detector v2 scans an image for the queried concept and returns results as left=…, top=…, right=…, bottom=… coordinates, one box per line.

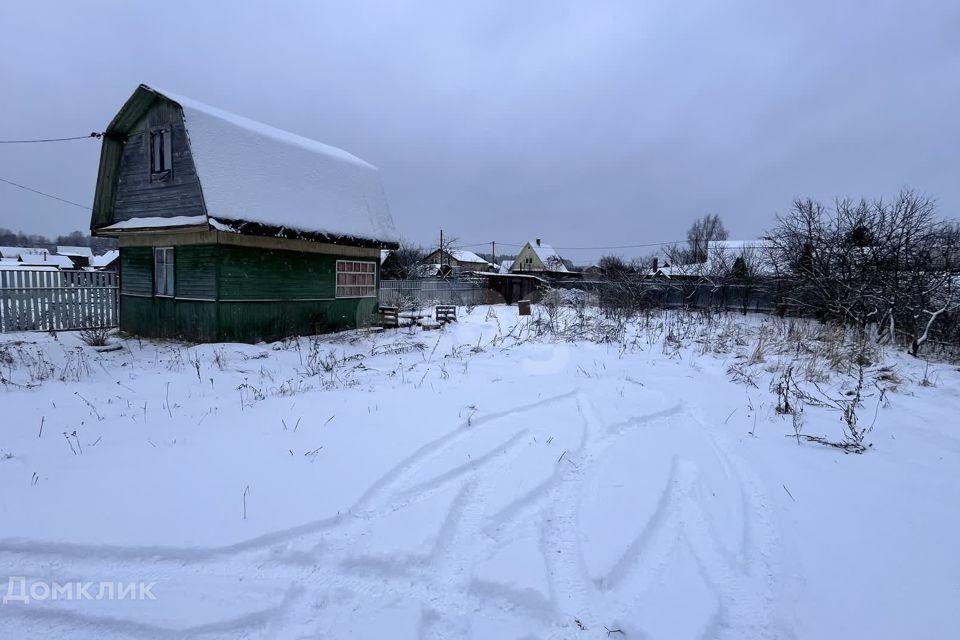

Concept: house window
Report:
left=336, top=260, right=376, bottom=298
left=150, top=128, right=172, bottom=179
left=154, top=247, right=174, bottom=297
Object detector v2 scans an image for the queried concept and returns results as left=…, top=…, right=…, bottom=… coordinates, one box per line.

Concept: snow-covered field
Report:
left=1, top=305, right=958, bottom=639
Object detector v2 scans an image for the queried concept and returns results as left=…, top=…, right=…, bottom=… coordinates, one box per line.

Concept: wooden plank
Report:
left=70, top=271, right=79, bottom=328
left=0, top=271, right=8, bottom=331
left=30, top=270, right=39, bottom=330
left=14, top=270, right=25, bottom=330
left=55, top=270, right=65, bottom=331
left=23, top=270, right=32, bottom=330
left=42, top=270, right=51, bottom=331
left=52, top=271, right=59, bottom=330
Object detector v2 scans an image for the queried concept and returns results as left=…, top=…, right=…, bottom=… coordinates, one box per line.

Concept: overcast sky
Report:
left=1, top=0, right=958, bottom=262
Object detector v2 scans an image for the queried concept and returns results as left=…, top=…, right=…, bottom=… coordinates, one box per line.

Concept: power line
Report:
left=0, top=132, right=102, bottom=144
left=0, top=176, right=89, bottom=210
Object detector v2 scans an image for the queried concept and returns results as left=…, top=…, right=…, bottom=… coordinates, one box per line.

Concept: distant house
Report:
left=90, top=84, right=398, bottom=342
left=90, top=249, right=120, bottom=271
left=0, top=247, right=49, bottom=260
left=582, top=264, right=602, bottom=277
left=18, top=253, right=74, bottom=269
left=648, top=262, right=699, bottom=280
left=422, top=248, right=491, bottom=274
left=497, top=259, right=514, bottom=274
left=511, top=239, right=569, bottom=273
left=0, top=261, right=57, bottom=272
left=56, top=245, right=94, bottom=269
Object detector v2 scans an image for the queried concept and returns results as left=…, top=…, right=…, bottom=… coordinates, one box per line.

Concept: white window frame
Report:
left=154, top=246, right=175, bottom=297
left=335, top=260, right=376, bottom=298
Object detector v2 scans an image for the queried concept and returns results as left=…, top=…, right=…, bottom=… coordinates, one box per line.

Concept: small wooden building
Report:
left=91, top=84, right=398, bottom=342
left=421, top=248, right=492, bottom=274
left=482, top=272, right=546, bottom=304
left=56, top=246, right=94, bottom=269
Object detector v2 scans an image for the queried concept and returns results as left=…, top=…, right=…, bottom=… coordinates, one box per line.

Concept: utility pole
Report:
left=491, top=241, right=496, bottom=269
left=439, top=228, right=444, bottom=266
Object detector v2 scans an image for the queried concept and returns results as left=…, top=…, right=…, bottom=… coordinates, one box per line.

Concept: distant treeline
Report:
left=0, top=228, right=117, bottom=254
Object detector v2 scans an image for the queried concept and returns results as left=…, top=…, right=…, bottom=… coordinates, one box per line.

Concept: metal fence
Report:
left=380, top=279, right=487, bottom=308
left=573, top=281, right=782, bottom=314
left=0, top=270, right=119, bottom=332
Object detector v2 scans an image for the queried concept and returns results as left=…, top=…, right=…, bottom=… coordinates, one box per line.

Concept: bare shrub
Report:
left=211, top=347, right=228, bottom=370
left=303, top=338, right=339, bottom=376
left=767, top=189, right=960, bottom=357
left=772, top=365, right=795, bottom=414
left=78, top=325, right=113, bottom=347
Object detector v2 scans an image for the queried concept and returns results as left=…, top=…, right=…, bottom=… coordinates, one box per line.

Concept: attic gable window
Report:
left=150, top=128, right=172, bottom=180
left=336, top=260, right=376, bottom=298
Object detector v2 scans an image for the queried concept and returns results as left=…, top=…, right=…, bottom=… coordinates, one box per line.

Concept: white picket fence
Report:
left=379, top=279, right=487, bottom=308
left=0, top=269, right=119, bottom=332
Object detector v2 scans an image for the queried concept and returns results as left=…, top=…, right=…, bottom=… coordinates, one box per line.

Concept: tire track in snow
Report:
left=0, top=391, right=580, bottom=563
left=536, top=394, right=781, bottom=638
left=0, top=392, right=582, bottom=639
left=0, top=386, right=784, bottom=640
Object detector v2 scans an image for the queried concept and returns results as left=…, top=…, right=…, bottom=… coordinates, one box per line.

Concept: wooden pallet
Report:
left=436, top=305, right=457, bottom=324
left=378, top=306, right=400, bottom=328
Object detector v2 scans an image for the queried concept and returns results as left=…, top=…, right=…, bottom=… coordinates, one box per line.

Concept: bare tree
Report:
left=544, top=255, right=567, bottom=272
left=599, top=254, right=632, bottom=276
left=686, top=213, right=729, bottom=263
left=767, top=188, right=960, bottom=355
left=381, top=242, right=426, bottom=280
left=431, top=233, right=461, bottom=267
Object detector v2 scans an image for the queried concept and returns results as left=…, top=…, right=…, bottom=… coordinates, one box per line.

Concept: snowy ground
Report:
left=0, top=305, right=958, bottom=639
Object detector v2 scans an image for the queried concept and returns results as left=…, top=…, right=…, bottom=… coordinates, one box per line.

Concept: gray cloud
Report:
left=1, top=0, right=958, bottom=262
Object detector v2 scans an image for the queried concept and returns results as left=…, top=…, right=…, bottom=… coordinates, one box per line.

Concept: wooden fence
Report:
left=0, top=270, right=119, bottom=332
left=380, top=279, right=487, bottom=308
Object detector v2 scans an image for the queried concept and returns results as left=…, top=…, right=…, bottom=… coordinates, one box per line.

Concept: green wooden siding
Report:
left=175, top=245, right=217, bottom=300
left=121, top=296, right=218, bottom=342
left=120, top=247, right=153, bottom=296
left=218, top=245, right=340, bottom=300
left=215, top=299, right=377, bottom=343
left=117, top=243, right=379, bottom=342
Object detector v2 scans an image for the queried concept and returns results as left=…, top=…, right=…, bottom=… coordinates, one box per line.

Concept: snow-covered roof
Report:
left=527, top=241, right=568, bottom=272
left=0, top=262, right=58, bottom=272
left=649, top=263, right=700, bottom=278
left=0, top=246, right=48, bottom=259
left=90, top=250, right=120, bottom=268
left=56, top=246, right=94, bottom=258
left=449, top=249, right=487, bottom=264
left=101, top=215, right=208, bottom=231
left=135, top=85, right=397, bottom=244
left=380, top=249, right=392, bottom=265
left=18, top=254, right=74, bottom=269
left=498, top=259, right=513, bottom=274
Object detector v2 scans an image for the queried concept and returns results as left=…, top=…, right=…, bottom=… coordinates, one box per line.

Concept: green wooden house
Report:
left=91, top=84, right=398, bottom=343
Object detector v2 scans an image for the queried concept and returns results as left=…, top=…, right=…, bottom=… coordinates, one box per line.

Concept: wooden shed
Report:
left=91, top=84, right=398, bottom=343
